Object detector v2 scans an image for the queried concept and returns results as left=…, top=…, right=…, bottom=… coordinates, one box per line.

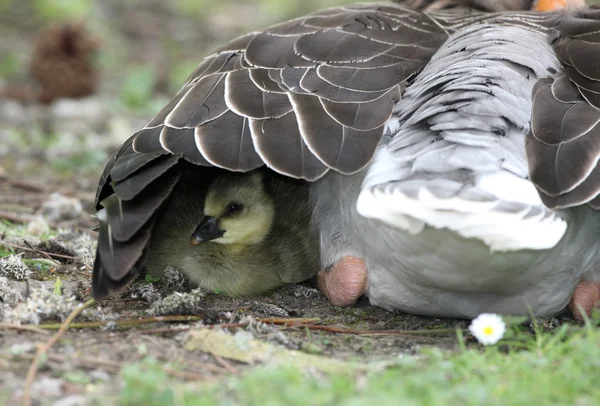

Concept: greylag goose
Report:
left=92, top=0, right=600, bottom=320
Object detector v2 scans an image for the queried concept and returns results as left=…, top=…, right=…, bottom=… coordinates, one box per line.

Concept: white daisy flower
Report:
left=468, top=313, right=506, bottom=345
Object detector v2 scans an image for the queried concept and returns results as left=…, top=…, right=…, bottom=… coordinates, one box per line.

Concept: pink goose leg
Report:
left=569, top=280, right=600, bottom=322
left=317, top=256, right=368, bottom=307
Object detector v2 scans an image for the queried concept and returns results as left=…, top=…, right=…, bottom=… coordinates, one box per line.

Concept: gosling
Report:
left=144, top=167, right=320, bottom=296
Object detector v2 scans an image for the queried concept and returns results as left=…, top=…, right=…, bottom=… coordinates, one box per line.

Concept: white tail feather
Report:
left=357, top=177, right=567, bottom=252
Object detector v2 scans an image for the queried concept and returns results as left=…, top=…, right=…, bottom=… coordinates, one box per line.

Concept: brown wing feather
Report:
left=527, top=9, right=600, bottom=209
left=92, top=167, right=182, bottom=300
left=106, top=2, right=446, bottom=186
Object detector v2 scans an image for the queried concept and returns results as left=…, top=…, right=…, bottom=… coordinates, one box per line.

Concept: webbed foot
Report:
left=317, top=256, right=368, bottom=307
left=569, top=280, right=600, bottom=322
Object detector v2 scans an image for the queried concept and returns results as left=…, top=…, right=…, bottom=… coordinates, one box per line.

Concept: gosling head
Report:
left=189, top=172, right=275, bottom=247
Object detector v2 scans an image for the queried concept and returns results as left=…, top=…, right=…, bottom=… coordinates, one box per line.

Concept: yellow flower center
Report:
left=483, top=326, right=494, bottom=336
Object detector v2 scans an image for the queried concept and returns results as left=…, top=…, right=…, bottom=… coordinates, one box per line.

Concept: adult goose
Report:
left=92, top=0, right=600, bottom=320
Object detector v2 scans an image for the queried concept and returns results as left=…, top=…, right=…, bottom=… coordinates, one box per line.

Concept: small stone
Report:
left=40, top=193, right=83, bottom=223
left=252, top=302, right=289, bottom=318
left=31, top=376, right=63, bottom=397
left=0, top=255, right=32, bottom=280
left=0, top=100, right=26, bottom=124
left=162, top=267, right=189, bottom=292
left=286, top=284, right=321, bottom=298
left=130, top=282, right=161, bottom=303
left=54, top=232, right=96, bottom=268
left=0, top=276, right=25, bottom=307
left=9, top=342, right=36, bottom=355
left=53, top=394, right=88, bottom=406
left=269, top=331, right=290, bottom=346
left=26, top=215, right=51, bottom=236
left=89, top=370, right=111, bottom=383
left=50, top=96, right=108, bottom=134
left=2, top=285, right=81, bottom=325
left=148, top=288, right=206, bottom=316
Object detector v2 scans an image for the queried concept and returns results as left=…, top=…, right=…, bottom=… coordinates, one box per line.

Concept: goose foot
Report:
left=317, top=256, right=368, bottom=307
left=569, top=280, right=600, bottom=322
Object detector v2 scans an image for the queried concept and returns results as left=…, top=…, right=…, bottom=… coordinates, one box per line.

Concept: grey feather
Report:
left=225, top=70, right=292, bottom=119
left=164, top=74, right=229, bottom=128
left=112, top=154, right=180, bottom=201
left=250, top=112, right=329, bottom=180
left=160, top=127, right=211, bottom=166
left=106, top=168, right=181, bottom=242
left=194, top=110, right=263, bottom=171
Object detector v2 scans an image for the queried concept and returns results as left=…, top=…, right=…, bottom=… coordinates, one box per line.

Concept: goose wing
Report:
left=92, top=2, right=450, bottom=299
left=527, top=7, right=600, bottom=209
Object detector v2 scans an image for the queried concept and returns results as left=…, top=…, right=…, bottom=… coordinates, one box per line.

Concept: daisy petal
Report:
left=469, top=313, right=506, bottom=345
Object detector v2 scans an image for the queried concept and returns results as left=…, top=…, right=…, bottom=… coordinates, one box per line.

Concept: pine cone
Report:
left=30, top=22, right=101, bottom=104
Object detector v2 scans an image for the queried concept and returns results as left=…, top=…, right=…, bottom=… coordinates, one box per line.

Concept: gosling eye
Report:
left=225, top=202, right=244, bottom=216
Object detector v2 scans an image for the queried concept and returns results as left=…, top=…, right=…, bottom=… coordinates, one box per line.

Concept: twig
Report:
left=62, top=354, right=213, bottom=381
left=0, top=203, right=37, bottom=213
left=0, top=240, right=79, bottom=261
left=50, top=354, right=121, bottom=372
left=178, top=358, right=231, bottom=375
left=0, top=323, right=50, bottom=335
left=35, top=314, right=461, bottom=338
left=285, top=325, right=364, bottom=334
left=37, top=315, right=205, bottom=330
left=0, top=211, right=32, bottom=224
left=259, top=317, right=321, bottom=326
left=161, top=367, right=214, bottom=381
left=21, top=240, right=64, bottom=271
left=22, top=298, right=96, bottom=406
left=12, top=353, right=215, bottom=383
left=106, top=319, right=319, bottom=335
left=11, top=352, right=121, bottom=374
left=358, top=328, right=462, bottom=337
left=22, top=240, right=60, bottom=263
left=210, top=352, right=238, bottom=374
left=137, top=327, right=191, bottom=335
left=0, top=194, right=46, bottom=206
left=208, top=323, right=247, bottom=329
left=284, top=324, right=464, bottom=337
left=0, top=177, right=94, bottom=201
left=103, top=298, right=139, bottom=304
left=0, top=178, right=47, bottom=193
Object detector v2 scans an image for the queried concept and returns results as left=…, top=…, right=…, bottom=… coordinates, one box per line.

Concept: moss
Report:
left=22, top=259, right=56, bottom=280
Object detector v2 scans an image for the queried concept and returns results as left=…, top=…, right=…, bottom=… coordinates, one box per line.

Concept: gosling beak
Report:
left=190, top=216, right=225, bottom=245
